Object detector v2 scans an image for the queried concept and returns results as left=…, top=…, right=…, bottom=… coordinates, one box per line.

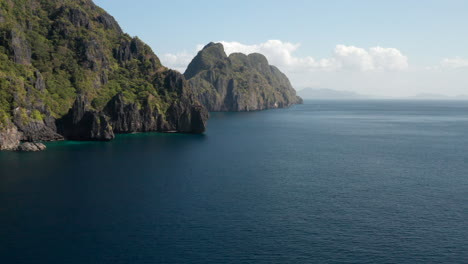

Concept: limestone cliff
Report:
left=184, top=42, right=302, bottom=112
left=0, top=121, right=22, bottom=150
left=0, top=0, right=208, bottom=150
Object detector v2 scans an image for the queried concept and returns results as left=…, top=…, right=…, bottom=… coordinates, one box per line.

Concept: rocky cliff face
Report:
left=0, top=0, right=208, bottom=150
left=0, top=121, right=22, bottom=150
left=102, top=71, right=208, bottom=134
left=184, top=42, right=303, bottom=112
left=57, top=95, right=114, bottom=141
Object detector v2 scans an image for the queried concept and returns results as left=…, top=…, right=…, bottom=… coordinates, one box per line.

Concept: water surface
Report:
left=1, top=100, right=467, bottom=263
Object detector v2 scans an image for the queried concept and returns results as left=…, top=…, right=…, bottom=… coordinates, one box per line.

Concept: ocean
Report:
left=1, top=100, right=467, bottom=263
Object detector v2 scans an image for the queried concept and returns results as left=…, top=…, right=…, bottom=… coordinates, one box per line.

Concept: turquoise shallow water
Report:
left=1, top=100, right=467, bottom=263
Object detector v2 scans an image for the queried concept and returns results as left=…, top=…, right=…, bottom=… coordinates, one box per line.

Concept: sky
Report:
left=94, top=0, right=468, bottom=97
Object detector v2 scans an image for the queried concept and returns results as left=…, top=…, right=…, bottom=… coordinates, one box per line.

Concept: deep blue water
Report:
left=1, top=100, right=468, bottom=263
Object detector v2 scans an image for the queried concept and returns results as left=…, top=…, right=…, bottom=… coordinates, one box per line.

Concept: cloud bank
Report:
left=221, top=41, right=409, bottom=72
left=162, top=40, right=409, bottom=73
left=440, top=57, right=468, bottom=69
left=160, top=40, right=467, bottom=97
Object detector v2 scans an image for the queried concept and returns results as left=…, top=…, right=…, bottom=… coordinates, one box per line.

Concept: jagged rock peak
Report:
left=184, top=42, right=303, bottom=112
left=184, top=42, right=228, bottom=79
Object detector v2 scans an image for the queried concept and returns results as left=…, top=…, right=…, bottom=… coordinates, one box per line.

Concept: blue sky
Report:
left=94, top=0, right=468, bottom=97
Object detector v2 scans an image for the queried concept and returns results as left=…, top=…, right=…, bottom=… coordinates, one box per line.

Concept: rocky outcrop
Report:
left=0, top=28, right=32, bottom=65
left=0, top=123, right=46, bottom=152
left=184, top=42, right=303, bottom=112
left=104, top=92, right=208, bottom=134
left=58, top=92, right=208, bottom=141
left=112, top=37, right=161, bottom=74
left=34, top=71, right=46, bottom=92
left=56, top=6, right=91, bottom=29
left=11, top=29, right=31, bottom=65
left=166, top=101, right=209, bottom=133
left=12, top=108, right=63, bottom=142
left=79, top=38, right=109, bottom=72
left=96, top=13, right=122, bottom=33
left=184, top=42, right=228, bottom=80
left=58, top=96, right=114, bottom=141
left=104, top=94, right=145, bottom=133
left=0, top=123, right=23, bottom=151
left=17, top=142, right=46, bottom=152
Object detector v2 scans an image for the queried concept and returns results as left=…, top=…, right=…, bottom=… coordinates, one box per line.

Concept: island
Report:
left=184, top=42, right=302, bottom=112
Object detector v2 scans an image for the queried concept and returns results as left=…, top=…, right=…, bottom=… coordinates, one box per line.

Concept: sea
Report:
left=1, top=100, right=467, bottom=263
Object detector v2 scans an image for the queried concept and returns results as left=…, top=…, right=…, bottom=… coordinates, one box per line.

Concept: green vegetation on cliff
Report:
left=0, top=0, right=207, bottom=148
left=0, top=0, right=163, bottom=118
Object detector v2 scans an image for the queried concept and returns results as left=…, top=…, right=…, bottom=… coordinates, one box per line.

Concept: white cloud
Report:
left=219, top=40, right=340, bottom=72
left=369, top=47, right=409, bottom=71
left=158, top=40, right=468, bottom=97
left=334, top=45, right=374, bottom=71
left=441, top=57, right=468, bottom=69
left=334, top=45, right=408, bottom=71
left=214, top=41, right=410, bottom=72
left=221, top=40, right=302, bottom=67
left=161, top=40, right=409, bottom=74
left=161, top=51, right=195, bottom=72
